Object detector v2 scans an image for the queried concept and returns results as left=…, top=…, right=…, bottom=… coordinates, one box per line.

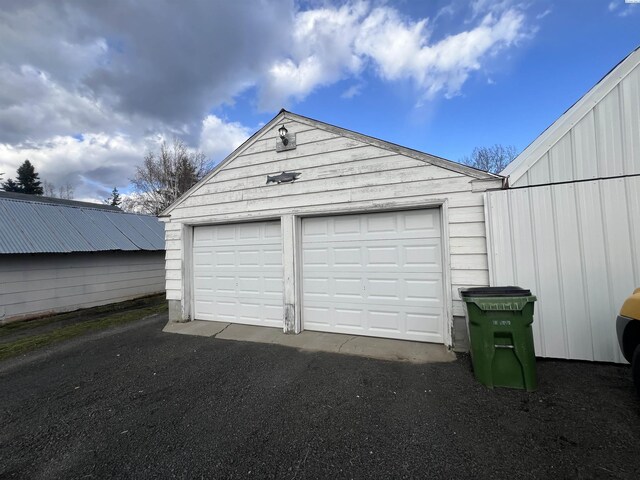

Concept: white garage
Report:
left=161, top=110, right=502, bottom=348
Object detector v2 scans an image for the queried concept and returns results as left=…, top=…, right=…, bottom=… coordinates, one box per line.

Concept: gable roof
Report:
left=501, top=45, right=640, bottom=185
left=161, top=109, right=501, bottom=217
left=0, top=191, right=165, bottom=254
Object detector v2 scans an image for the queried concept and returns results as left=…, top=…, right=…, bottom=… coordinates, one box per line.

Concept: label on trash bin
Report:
left=484, top=302, right=524, bottom=310
left=492, top=320, right=511, bottom=327
left=466, top=298, right=529, bottom=311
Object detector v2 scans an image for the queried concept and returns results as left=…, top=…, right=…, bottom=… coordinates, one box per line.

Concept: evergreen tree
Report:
left=15, top=160, right=43, bottom=195
left=2, top=178, right=21, bottom=192
left=106, top=187, right=122, bottom=207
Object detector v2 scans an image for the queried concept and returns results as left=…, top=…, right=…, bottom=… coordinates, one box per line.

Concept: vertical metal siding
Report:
left=486, top=176, right=640, bottom=363
left=510, top=61, right=640, bottom=187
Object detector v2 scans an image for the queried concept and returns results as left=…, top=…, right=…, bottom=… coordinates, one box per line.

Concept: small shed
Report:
left=161, top=110, right=502, bottom=348
left=486, top=46, right=640, bottom=363
left=0, top=192, right=166, bottom=323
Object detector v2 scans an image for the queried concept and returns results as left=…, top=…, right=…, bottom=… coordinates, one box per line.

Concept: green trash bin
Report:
left=460, top=287, right=537, bottom=391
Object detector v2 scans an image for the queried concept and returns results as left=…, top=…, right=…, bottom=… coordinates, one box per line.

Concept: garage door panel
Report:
left=405, top=279, right=442, bottom=302
left=368, top=310, right=400, bottom=331
left=404, top=244, right=441, bottom=268
left=193, top=221, right=283, bottom=326
left=334, top=278, right=361, bottom=298
left=302, top=210, right=444, bottom=343
left=303, top=273, right=442, bottom=306
left=302, top=239, right=442, bottom=273
left=333, top=247, right=361, bottom=266
left=303, top=302, right=444, bottom=342
left=367, top=246, right=398, bottom=266
left=406, top=313, right=442, bottom=336
left=264, top=222, right=282, bottom=238
left=302, top=210, right=441, bottom=243
left=237, top=276, right=260, bottom=295
left=304, top=306, right=331, bottom=327
left=366, top=279, right=397, bottom=299
left=195, top=272, right=283, bottom=293
left=264, top=276, right=284, bottom=294
left=263, top=248, right=283, bottom=266
left=302, top=247, right=329, bottom=266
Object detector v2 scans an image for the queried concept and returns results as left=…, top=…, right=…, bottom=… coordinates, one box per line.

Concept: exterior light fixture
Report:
left=278, top=125, right=289, bottom=146
left=275, top=123, right=296, bottom=152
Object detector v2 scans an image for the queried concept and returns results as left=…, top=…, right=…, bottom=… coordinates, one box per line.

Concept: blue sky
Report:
left=220, top=0, right=639, bottom=162
left=0, top=0, right=638, bottom=201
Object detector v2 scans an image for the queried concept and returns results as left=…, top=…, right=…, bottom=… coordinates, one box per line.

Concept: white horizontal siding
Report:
left=0, top=251, right=165, bottom=323
left=486, top=176, right=640, bottom=363
left=165, top=119, right=501, bottom=321
left=511, top=60, right=640, bottom=187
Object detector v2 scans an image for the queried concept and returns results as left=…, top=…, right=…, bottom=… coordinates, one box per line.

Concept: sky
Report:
left=0, top=0, right=638, bottom=202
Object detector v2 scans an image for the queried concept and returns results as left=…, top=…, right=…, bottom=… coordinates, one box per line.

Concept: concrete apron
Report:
left=163, top=320, right=456, bottom=364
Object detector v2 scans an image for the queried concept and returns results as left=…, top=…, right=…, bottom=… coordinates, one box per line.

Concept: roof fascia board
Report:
left=501, top=46, right=640, bottom=184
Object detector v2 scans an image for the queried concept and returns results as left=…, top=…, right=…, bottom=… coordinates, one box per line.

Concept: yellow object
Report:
left=620, top=288, right=640, bottom=321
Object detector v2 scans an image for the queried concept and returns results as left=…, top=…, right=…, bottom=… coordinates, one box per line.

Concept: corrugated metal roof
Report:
left=0, top=192, right=165, bottom=254
left=80, top=209, right=140, bottom=251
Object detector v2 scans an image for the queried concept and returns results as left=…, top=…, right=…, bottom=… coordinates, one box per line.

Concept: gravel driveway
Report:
left=1, top=313, right=639, bottom=479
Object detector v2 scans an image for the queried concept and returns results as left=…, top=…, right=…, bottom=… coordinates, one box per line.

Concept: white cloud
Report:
left=199, top=115, right=252, bottom=164
left=536, top=8, right=552, bottom=20
left=608, top=0, right=638, bottom=16
left=341, top=83, right=364, bottom=99
left=0, top=114, right=254, bottom=202
left=0, top=133, right=153, bottom=201
left=261, top=2, right=366, bottom=108
left=262, top=2, right=529, bottom=107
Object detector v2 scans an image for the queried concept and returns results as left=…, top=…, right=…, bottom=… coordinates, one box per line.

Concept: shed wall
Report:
left=164, top=118, right=501, bottom=324
left=485, top=176, right=640, bottom=363
left=0, top=251, right=165, bottom=323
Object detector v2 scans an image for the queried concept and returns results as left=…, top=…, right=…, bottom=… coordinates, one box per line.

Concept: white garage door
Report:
left=302, top=210, right=444, bottom=343
left=192, top=221, right=283, bottom=326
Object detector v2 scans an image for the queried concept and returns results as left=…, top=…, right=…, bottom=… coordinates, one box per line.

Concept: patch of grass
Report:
left=0, top=294, right=165, bottom=338
left=0, top=301, right=167, bottom=361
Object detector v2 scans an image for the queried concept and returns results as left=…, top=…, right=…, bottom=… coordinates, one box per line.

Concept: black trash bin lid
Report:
left=460, top=286, right=532, bottom=297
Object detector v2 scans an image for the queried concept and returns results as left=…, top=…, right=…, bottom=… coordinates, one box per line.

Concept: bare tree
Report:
left=461, top=144, right=518, bottom=174
left=58, top=183, right=74, bottom=200
left=129, top=139, right=212, bottom=215
left=43, top=180, right=74, bottom=199
left=43, top=180, right=56, bottom=197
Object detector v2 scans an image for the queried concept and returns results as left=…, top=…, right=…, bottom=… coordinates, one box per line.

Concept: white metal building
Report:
left=0, top=192, right=166, bottom=323
left=486, top=47, right=640, bottom=363
left=161, top=110, right=502, bottom=347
